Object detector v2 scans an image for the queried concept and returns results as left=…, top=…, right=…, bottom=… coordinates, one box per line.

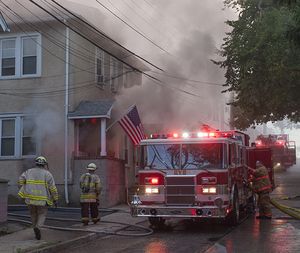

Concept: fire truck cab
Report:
left=130, top=130, right=257, bottom=227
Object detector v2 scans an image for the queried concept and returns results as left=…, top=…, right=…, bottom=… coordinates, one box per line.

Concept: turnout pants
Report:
left=28, top=205, right=48, bottom=229
left=257, top=192, right=272, bottom=217
left=80, top=202, right=99, bottom=223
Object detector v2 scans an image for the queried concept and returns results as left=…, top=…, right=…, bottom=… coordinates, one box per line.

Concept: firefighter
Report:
left=80, top=163, right=102, bottom=225
left=18, top=156, right=58, bottom=240
left=247, top=160, right=272, bottom=219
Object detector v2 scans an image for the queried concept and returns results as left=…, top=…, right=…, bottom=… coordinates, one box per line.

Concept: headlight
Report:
left=145, top=187, right=159, bottom=194
left=131, top=195, right=142, bottom=205
left=202, top=187, right=217, bottom=194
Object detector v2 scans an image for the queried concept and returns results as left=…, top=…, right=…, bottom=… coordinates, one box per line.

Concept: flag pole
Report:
left=106, top=104, right=136, bottom=132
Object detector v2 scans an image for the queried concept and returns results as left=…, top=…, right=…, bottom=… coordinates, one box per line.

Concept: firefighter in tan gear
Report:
left=80, top=163, right=101, bottom=225
left=248, top=160, right=272, bottom=219
left=18, top=156, right=58, bottom=240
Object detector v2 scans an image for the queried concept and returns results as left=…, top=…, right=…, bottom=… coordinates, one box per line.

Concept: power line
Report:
left=14, top=0, right=138, bottom=75
left=48, top=0, right=164, bottom=72
left=1, top=1, right=213, bottom=100
left=108, top=0, right=171, bottom=46
left=94, top=0, right=171, bottom=56
left=0, top=2, right=107, bottom=78
left=150, top=70, right=224, bottom=86
left=28, top=0, right=163, bottom=84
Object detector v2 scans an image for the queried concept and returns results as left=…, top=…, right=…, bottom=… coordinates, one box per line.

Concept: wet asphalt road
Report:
left=10, top=161, right=300, bottom=253
left=56, top=162, right=300, bottom=253
left=206, top=161, right=300, bottom=253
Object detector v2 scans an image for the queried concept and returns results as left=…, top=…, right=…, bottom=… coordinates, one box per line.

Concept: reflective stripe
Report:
left=24, top=194, right=48, bottom=201
left=254, top=175, right=269, bottom=181
left=26, top=180, right=47, bottom=185
left=257, top=185, right=272, bottom=192
left=80, top=193, right=97, bottom=199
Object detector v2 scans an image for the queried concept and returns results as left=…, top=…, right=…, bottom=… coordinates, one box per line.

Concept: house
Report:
left=0, top=1, right=148, bottom=207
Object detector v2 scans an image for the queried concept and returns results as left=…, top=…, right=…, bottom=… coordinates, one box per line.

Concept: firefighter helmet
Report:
left=35, top=156, right=48, bottom=166
left=87, top=163, right=97, bottom=171
left=256, top=160, right=262, bottom=167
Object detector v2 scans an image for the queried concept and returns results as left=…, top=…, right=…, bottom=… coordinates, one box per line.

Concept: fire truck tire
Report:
left=226, top=190, right=240, bottom=226
left=148, top=217, right=165, bottom=228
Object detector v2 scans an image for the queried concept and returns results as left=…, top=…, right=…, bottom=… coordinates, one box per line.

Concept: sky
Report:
left=60, top=0, right=236, bottom=131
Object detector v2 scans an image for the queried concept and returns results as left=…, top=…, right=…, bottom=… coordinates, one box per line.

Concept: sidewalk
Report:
left=0, top=205, right=148, bottom=253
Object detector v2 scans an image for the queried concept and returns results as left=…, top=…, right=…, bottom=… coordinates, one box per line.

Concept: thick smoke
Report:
left=63, top=0, right=235, bottom=131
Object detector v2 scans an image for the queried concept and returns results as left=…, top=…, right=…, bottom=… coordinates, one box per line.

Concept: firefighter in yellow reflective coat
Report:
left=18, top=156, right=58, bottom=240
left=80, top=163, right=102, bottom=225
left=248, top=160, right=272, bottom=219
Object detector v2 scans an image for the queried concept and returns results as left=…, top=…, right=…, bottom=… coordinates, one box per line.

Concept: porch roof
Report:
left=68, top=100, right=114, bottom=119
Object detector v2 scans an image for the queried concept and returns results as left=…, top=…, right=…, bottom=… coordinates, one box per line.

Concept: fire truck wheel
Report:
left=227, top=191, right=240, bottom=226
left=148, top=217, right=165, bottom=228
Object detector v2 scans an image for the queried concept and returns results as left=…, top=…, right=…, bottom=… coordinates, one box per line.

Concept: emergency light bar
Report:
left=149, top=131, right=234, bottom=139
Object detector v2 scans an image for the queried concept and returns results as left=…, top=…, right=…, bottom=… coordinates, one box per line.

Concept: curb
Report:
left=27, top=232, right=98, bottom=253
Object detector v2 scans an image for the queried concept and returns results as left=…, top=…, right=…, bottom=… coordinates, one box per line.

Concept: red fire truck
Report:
left=130, top=130, right=274, bottom=227
left=254, top=134, right=296, bottom=168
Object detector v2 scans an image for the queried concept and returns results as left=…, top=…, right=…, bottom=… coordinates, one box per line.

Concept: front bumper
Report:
left=130, top=204, right=228, bottom=218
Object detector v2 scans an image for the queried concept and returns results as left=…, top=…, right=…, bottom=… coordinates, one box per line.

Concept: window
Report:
left=229, top=143, right=237, bottom=165
left=0, top=116, right=36, bottom=158
left=142, top=143, right=223, bottom=170
left=1, top=39, right=16, bottom=76
left=22, top=37, right=38, bottom=75
left=1, top=119, right=15, bottom=156
left=95, top=48, right=104, bottom=86
left=0, top=33, right=41, bottom=78
left=110, top=57, right=118, bottom=92
left=22, top=117, right=36, bottom=156
left=111, top=57, right=122, bottom=93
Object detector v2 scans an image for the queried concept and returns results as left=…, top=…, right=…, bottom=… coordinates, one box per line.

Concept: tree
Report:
left=216, top=0, right=300, bottom=129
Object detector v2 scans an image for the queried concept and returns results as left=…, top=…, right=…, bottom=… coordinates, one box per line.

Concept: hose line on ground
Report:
left=8, top=217, right=153, bottom=237
left=8, top=210, right=153, bottom=237
left=270, top=198, right=300, bottom=220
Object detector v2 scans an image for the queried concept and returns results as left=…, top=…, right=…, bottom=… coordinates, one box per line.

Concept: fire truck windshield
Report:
left=142, top=143, right=223, bottom=170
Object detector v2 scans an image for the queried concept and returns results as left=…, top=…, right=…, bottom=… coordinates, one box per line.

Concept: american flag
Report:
left=118, top=105, right=146, bottom=145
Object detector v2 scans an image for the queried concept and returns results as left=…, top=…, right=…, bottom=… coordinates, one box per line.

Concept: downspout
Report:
left=64, top=25, right=70, bottom=204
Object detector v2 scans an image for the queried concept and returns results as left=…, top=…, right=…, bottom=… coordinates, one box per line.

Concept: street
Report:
left=7, top=162, right=300, bottom=253
left=52, top=162, right=300, bottom=253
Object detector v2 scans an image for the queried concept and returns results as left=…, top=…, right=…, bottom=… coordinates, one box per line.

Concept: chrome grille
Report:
left=165, top=176, right=195, bottom=205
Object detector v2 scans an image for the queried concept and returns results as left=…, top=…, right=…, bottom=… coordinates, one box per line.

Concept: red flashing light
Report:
left=222, top=132, right=233, bottom=138
left=145, top=177, right=159, bottom=185
left=255, top=140, right=262, bottom=146
left=149, top=131, right=236, bottom=139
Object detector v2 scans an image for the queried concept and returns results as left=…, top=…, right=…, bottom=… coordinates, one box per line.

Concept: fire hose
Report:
left=270, top=196, right=300, bottom=220
left=7, top=206, right=154, bottom=237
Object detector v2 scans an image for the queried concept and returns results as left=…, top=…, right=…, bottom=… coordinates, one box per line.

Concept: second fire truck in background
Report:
left=254, top=134, right=296, bottom=169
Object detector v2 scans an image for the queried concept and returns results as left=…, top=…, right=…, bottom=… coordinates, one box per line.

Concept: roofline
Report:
left=0, top=12, right=10, bottom=32
left=68, top=114, right=111, bottom=119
